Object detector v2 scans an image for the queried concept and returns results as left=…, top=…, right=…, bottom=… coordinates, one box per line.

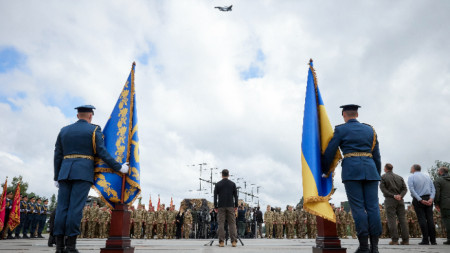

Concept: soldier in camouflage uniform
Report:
left=307, top=213, right=317, bottom=239
left=80, top=205, right=89, bottom=238
left=166, top=206, right=177, bottom=239
left=184, top=209, right=193, bottom=239
left=296, top=208, right=307, bottom=239
left=275, top=208, right=284, bottom=239
left=145, top=207, right=156, bottom=239
left=339, top=207, right=348, bottom=239
left=88, top=201, right=100, bottom=238
left=133, top=205, right=145, bottom=239
left=406, top=205, right=418, bottom=238
left=264, top=205, right=274, bottom=239
left=98, top=207, right=109, bottom=239
left=156, top=205, right=167, bottom=239
left=284, top=205, right=296, bottom=239
left=347, top=211, right=356, bottom=239
left=380, top=205, right=389, bottom=238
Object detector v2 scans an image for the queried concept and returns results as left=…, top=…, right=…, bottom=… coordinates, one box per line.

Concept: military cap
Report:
left=340, top=104, right=361, bottom=115
left=29, top=195, right=35, bottom=199
left=37, top=197, right=41, bottom=201
left=7, top=191, right=13, bottom=194
left=75, top=105, right=96, bottom=114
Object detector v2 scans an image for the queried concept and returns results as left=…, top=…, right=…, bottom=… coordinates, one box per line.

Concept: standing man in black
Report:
left=379, top=163, right=409, bottom=245
left=434, top=167, right=450, bottom=245
left=214, top=169, right=238, bottom=247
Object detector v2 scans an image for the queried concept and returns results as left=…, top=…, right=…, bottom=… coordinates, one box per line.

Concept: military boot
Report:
left=65, top=236, right=79, bottom=253
left=355, top=235, right=370, bottom=253
left=369, top=236, right=379, bottom=253
left=55, top=235, right=65, bottom=253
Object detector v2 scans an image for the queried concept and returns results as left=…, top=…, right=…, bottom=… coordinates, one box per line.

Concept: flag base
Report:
left=101, top=203, right=135, bottom=253
left=312, top=216, right=346, bottom=253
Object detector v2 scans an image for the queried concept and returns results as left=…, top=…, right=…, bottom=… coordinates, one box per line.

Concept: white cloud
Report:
left=0, top=0, right=449, bottom=209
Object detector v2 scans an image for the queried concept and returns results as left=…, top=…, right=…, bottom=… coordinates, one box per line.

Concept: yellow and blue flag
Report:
left=301, top=60, right=341, bottom=222
left=93, top=63, right=141, bottom=209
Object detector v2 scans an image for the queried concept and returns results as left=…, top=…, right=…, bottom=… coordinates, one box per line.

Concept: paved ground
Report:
left=1, top=236, right=449, bottom=252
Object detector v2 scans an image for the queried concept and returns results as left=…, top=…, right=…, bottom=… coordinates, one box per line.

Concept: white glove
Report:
left=54, top=181, right=59, bottom=188
left=120, top=163, right=130, bottom=174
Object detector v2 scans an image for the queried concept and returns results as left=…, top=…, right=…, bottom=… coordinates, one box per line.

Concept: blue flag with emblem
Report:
left=301, top=60, right=341, bottom=222
left=93, top=63, right=141, bottom=209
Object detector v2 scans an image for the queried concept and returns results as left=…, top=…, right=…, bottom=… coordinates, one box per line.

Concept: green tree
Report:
left=49, top=194, right=57, bottom=212
left=428, top=160, right=450, bottom=181
left=1, top=175, right=29, bottom=196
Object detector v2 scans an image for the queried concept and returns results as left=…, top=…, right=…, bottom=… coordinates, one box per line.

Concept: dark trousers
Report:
left=218, top=207, right=237, bottom=243
left=24, top=213, right=34, bottom=235
left=344, top=180, right=382, bottom=237
left=385, top=197, right=409, bottom=242
left=54, top=180, right=91, bottom=237
left=38, top=215, right=46, bottom=235
left=29, top=214, right=38, bottom=236
left=442, top=208, right=450, bottom=240
left=16, top=213, right=26, bottom=236
left=412, top=196, right=436, bottom=243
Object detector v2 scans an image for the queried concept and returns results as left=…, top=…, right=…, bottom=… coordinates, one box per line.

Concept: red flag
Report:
left=8, top=182, right=20, bottom=230
left=157, top=195, right=160, bottom=211
left=0, top=178, right=7, bottom=231
left=148, top=195, right=152, bottom=211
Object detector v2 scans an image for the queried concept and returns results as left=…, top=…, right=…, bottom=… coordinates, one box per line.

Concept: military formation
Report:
left=1, top=194, right=50, bottom=240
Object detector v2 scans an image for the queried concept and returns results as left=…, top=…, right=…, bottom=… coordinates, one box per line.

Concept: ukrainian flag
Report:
left=301, top=60, right=341, bottom=222
left=93, top=62, right=141, bottom=209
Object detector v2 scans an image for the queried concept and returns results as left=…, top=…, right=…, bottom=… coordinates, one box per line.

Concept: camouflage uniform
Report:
left=284, top=207, right=296, bottom=239
left=88, top=204, right=100, bottom=238
left=307, top=213, right=317, bottom=239
left=98, top=208, right=109, bottom=239
left=347, top=211, right=356, bottom=239
left=275, top=209, right=285, bottom=239
left=296, top=209, right=307, bottom=239
left=264, top=207, right=274, bottom=239
left=339, top=208, right=348, bottom=239
left=80, top=205, right=89, bottom=238
left=380, top=207, right=389, bottom=238
left=183, top=210, right=193, bottom=239
left=166, top=209, right=177, bottom=239
left=156, top=207, right=167, bottom=239
left=145, top=209, right=156, bottom=239
left=133, top=207, right=145, bottom=239
left=406, top=206, right=419, bottom=238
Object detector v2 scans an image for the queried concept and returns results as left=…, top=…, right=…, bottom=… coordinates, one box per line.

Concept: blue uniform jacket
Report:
left=323, top=119, right=381, bottom=182
left=54, top=119, right=121, bottom=183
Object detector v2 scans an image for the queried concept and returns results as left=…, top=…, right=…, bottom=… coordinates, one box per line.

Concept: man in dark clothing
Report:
left=380, top=163, right=409, bottom=245
left=434, top=167, right=450, bottom=245
left=255, top=207, right=263, bottom=238
left=214, top=169, right=238, bottom=247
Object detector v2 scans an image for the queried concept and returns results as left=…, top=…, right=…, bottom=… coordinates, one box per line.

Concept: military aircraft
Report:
left=214, top=5, right=232, bottom=12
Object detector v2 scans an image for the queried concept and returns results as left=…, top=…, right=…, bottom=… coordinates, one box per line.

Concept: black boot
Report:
left=48, top=234, right=54, bottom=247
left=370, top=236, right=379, bottom=253
left=355, top=235, right=370, bottom=253
left=65, top=236, right=79, bottom=253
left=55, top=235, right=65, bottom=253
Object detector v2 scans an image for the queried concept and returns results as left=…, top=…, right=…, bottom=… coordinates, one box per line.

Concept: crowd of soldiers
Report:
left=379, top=204, right=448, bottom=239
left=1, top=194, right=50, bottom=240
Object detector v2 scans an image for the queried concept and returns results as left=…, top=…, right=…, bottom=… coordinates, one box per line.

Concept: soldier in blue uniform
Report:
left=23, top=195, right=35, bottom=238
left=15, top=195, right=28, bottom=239
left=37, top=199, right=48, bottom=238
left=322, top=105, right=382, bottom=253
left=53, top=105, right=129, bottom=253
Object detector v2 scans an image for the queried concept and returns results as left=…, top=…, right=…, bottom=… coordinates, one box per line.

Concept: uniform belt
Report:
left=343, top=152, right=373, bottom=159
left=63, top=154, right=94, bottom=160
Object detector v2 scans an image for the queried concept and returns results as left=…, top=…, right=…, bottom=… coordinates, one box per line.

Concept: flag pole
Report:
left=309, top=59, right=346, bottom=253
left=102, top=63, right=136, bottom=253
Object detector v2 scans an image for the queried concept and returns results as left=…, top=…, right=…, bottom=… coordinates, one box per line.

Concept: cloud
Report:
left=0, top=0, right=449, bottom=209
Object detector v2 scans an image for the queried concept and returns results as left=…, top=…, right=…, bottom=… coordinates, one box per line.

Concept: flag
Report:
left=93, top=62, right=141, bottom=209
left=301, top=60, right=341, bottom=222
left=148, top=195, right=152, bottom=211
left=170, top=197, right=173, bottom=210
left=0, top=179, right=7, bottom=231
left=157, top=195, right=160, bottom=211
left=7, top=182, right=20, bottom=230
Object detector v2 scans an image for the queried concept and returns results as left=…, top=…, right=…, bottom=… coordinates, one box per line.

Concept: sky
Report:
left=0, top=0, right=449, bottom=210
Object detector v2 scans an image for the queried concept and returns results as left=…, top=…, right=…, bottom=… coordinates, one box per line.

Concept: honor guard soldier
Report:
left=322, top=104, right=382, bottom=253
left=24, top=195, right=35, bottom=238
left=15, top=195, right=28, bottom=239
left=53, top=105, right=129, bottom=253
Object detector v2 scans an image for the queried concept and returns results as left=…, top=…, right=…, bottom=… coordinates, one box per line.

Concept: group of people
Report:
left=1, top=193, right=50, bottom=240
left=379, top=163, right=450, bottom=246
